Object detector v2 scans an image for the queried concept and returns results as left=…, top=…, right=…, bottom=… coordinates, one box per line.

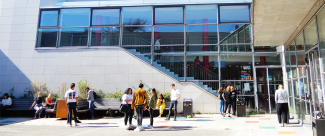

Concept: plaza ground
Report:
left=0, top=114, right=312, bottom=136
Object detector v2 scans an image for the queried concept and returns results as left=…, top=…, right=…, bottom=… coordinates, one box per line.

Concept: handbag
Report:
left=119, top=104, right=129, bottom=113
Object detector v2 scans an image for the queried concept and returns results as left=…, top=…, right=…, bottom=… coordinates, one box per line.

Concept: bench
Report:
left=76, top=99, right=90, bottom=114
left=6, top=99, right=34, bottom=111
left=45, top=101, right=58, bottom=114
left=94, top=98, right=120, bottom=110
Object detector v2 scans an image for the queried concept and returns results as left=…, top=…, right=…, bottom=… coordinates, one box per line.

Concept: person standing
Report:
left=194, top=56, right=202, bottom=79
left=157, top=94, right=166, bottom=118
left=218, top=87, right=225, bottom=115
left=275, top=84, right=289, bottom=127
left=131, top=83, right=148, bottom=132
left=231, top=86, right=238, bottom=116
left=148, top=88, right=158, bottom=129
left=44, top=93, right=53, bottom=118
left=86, top=87, right=95, bottom=119
left=65, top=83, right=79, bottom=127
left=166, top=84, right=181, bottom=121
left=154, top=37, right=162, bottom=62
left=30, top=92, right=44, bottom=119
left=122, top=88, right=134, bottom=128
left=222, top=86, right=233, bottom=117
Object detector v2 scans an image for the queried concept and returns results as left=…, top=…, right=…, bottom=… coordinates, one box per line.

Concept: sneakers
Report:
left=228, top=115, right=231, bottom=118
left=147, top=125, right=152, bottom=129
left=66, top=123, right=72, bottom=127
left=173, top=118, right=177, bottom=121
left=34, top=115, right=36, bottom=119
left=284, top=124, right=286, bottom=127
left=134, top=127, right=140, bottom=132
left=158, top=115, right=161, bottom=118
left=140, top=127, right=145, bottom=131
left=165, top=118, right=170, bottom=121
left=278, top=124, right=282, bottom=127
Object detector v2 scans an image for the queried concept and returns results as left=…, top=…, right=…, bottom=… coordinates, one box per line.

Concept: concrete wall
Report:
left=0, top=0, right=219, bottom=113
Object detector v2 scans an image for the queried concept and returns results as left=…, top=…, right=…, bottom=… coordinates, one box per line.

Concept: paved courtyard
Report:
left=0, top=114, right=312, bottom=136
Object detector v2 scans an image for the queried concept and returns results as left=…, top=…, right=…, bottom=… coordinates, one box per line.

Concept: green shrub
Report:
left=106, top=90, right=123, bottom=99
left=77, top=77, right=90, bottom=99
left=187, top=115, right=192, bottom=118
left=195, top=111, right=201, bottom=114
left=161, top=91, right=171, bottom=102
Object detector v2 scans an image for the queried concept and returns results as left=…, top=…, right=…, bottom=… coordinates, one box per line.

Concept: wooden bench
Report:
left=6, top=99, right=34, bottom=111
left=76, top=99, right=90, bottom=114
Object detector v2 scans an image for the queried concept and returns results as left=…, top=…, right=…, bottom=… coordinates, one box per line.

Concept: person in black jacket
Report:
left=222, top=86, right=233, bottom=117
left=231, top=86, right=238, bottom=116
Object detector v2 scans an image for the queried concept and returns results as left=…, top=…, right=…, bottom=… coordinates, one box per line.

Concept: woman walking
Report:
left=44, top=93, right=53, bottom=118
left=218, top=87, right=225, bottom=115
left=223, top=86, right=233, bottom=117
left=157, top=94, right=166, bottom=118
left=147, top=88, right=158, bottom=129
left=122, top=88, right=134, bottom=128
left=275, top=84, right=289, bottom=127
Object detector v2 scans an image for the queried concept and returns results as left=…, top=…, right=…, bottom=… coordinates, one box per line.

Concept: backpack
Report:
left=93, top=91, right=97, bottom=99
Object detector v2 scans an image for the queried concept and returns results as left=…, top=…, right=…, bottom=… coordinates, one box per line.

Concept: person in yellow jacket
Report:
left=131, top=83, right=148, bottom=132
left=156, top=94, right=166, bottom=118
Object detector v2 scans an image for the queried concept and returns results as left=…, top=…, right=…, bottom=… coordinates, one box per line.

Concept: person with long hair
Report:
left=147, top=88, right=158, bottom=129
left=218, top=87, right=225, bottom=115
left=157, top=94, right=166, bottom=118
left=222, top=86, right=233, bottom=117
left=65, top=83, right=78, bottom=127
left=1, top=93, right=12, bottom=114
left=231, top=86, right=238, bottom=116
left=44, top=93, right=53, bottom=118
left=275, top=84, right=289, bottom=127
left=122, top=88, right=134, bottom=128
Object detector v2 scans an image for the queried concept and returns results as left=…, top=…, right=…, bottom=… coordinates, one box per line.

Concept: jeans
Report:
left=34, top=104, right=43, bottom=115
left=67, top=102, right=77, bottom=124
left=277, top=103, right=288, bottom=123
left=232, top=99, right=237, bottom=115
left=124, top=104, right=133, bottom=126
left=89, top=101, right=95, bottom=118
left=45, top=104, right=53, bottom=117
left=149, top=107, right=154, bottom=126
left=135, top=105, right=144, bottom=126
left=168, top=100, right=178, bottom=119
left=219, top=100, right=225, bottom=113
left=224, top=101, right=232, bottom=114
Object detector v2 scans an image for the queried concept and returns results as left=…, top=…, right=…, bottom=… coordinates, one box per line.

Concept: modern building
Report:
left=0, top=0, right=323, bottom=131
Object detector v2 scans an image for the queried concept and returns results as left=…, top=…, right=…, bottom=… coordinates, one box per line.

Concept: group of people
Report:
left=218, top=86, right=238, bottom=117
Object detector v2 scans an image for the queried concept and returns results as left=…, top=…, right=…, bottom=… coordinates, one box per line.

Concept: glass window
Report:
left=254, top=53, right=281, bottom=66
left=295, top=33, right=304, bottom=51
left=122, top=26, right=152, bottom=45
left=185, top=5, right=218, bottom=24
left=186, top=54, right=219, bottom=81
left=152, top=54, right=185, bottom=79
left=155, top=7, right=183, bottom=24
left=219, top=5, right=250, bottom=23
left=122, top=7, right=152, bottom=25
left=296, top=51, right=305, bottom=65
left=90, top=27, right=119, bottom=46
left=304, top=18, right=318, bottom=51
left=288, top=81, right=292, bottom=96
left=220, top=45, right=252, bottom=52
left=58, top=28, right=88, bottom=47
left=92, top=9, right=120, bottom=26
left=254, top=46, right=279, bottom=52
left=124, top=46, right=151, bottom=54
left=221, top=81, right=254, bottom=95
left=290, top=45, right=296, bottom=66
left=154, top=25, right=184, bottom=45
left=220, top=53, right=253, bottom=80
left=60, top=8, right=90, bottom=27
left=40, top=10, right=58, bottom=27
left=154, top=45, right=184, bottom=54
left=219, top=24, right=251, bottom=44
left=318, top=8, right=325, bottom=43
left=36, top=29, right=57, bottom=47
left=186, top=25, right=218, bottom=44
left=186, top=45, right=218, bottom=53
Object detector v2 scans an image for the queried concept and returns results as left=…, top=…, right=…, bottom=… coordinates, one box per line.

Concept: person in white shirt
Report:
left=65, top=83, right=79, bottom=127
left=121, top=88, right=134, bottom=128
left=1, top=93, right=12, bottom=114
left=166, top=84, right=181, bottom=121
left=275, top=84, right=289, bottom=127
left=154, top=37, right=162, bottom=62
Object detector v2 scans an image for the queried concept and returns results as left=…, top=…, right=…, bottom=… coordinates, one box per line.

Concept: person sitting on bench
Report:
left=30, top=92, right=44, bottom=119
left=1, top=93, right=12, bottom=113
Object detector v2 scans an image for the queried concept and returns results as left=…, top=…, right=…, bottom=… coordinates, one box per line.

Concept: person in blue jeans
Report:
left=86, top=87, right=95, bottom=119
left=166, top=84, right=181, bottom=121
left=218, top=87, right=225, bottom=115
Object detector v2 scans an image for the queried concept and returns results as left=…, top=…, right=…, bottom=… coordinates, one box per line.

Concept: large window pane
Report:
left=290, top=45, right=296, bottom=66
left=220, top=53, right=253, bottom=80
left=304, top=19, right=317, bottom=51
left=254, top=46, right=279, bottom=52
left=185, top=5, right=218, bottom=24
left=318, top=8, right=325, bottom=62
left=92, top=9, right=120, bottom=26
left=122, top=26, right=152, bottom=45
left=295, top=34, right=304, bottom=51
left=219, top=5, right=250, bottom=23
left=153, top=54, right=184, bottom=79
left=59, top=28, right=88, bottom=47
left=297, top=51, right=305, bottom=65
left=36, top=29, right=57, bottom=47
left=90, top=27, right=119, bottom=46
left=60, top=8, right=90, bottom=27
left=40, top=10, right=58, bottom=27
left=154, top=26, right=184, bottom=45
left=155, top=7, right=183, bottom=24
left=221, top=81, right=254, bottom=95
left=186, top=45, right=218, bottom=53
left=122, top=7, right=152, bottom=25
left=220, top=44, right=252, bottom=52
left=219, top=24, right=251, bottom=44
left=186, top=25, right=218, bottom=44
left=154, top=46, right=184, bottom=54
left=254, top=53, right=281, bottom=66
left=186, top=54, right=219, bottom=81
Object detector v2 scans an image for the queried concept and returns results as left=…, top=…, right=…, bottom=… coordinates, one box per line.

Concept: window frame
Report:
left=153, top=6, right=185, bottom=25
left=218, top=4, right=251, bottom=24
left=91, top=8, right=121, bottom=27
left=38, top=9, right=60, bottom=28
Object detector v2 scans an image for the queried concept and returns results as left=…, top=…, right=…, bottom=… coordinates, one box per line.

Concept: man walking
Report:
left=86, top=87, right=95, bottom=119
left=166, top=84, right=181, bottom=121
left=131, top=83, right=148, bottom=132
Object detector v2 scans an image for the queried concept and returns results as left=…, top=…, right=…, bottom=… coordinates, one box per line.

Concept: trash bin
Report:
left=237, top=98, right=246, bottom=117
left=183, top=98, right=193, bottom=117
left=312, top=111, right=325, bottom=136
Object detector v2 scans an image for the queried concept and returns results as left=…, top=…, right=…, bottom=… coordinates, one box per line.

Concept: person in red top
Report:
left=44, top=93, right=53, bottom=118
left=194, top=56, right=202, bottom=79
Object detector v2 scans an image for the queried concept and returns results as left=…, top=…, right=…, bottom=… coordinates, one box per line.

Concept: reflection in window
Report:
left=254, top=46, right=279, bottom=52
left=219, top=24, right=251, bottom=44
left=60, top=8, right=90, bottom=27
left=186, top=25, right=218, bottom=44
left=186, top=54, right=219, bottom=81
left=90, top=27, right=119, bottom=46
left=220, top=53, right=252, bottom=80
left=59, top=28, right=88, bottom=47
left=122, top=26, right=152, bottom=45
left=155, top=7, right=183, bottom=24
left=36, top=29, right=57, bottom=47
left=40, top=10, right=58, bottom=27
left=154, top=26, right=184, bottom=45
left=295, top=34, right=304, bottom=51
left=220, top=5, right=250, bottom=22
left=304, top=19, right=317, bottom=51
left=290, top=45, right=296, bottom=66
left=92, top=9, right=120, bottom=26
left=154, top=46, right=184, bottom=53
left=153, top=54, right=184, bottom=78
left=186, top=45, right=218, bottom=53
left=221, top=81, right=254, bottom=95
left=254, top=53, right=281, bottom=66
left=122, top=7, right=152, bottom=25
left=185, top=5, right=218, bottom=24
left=124, top=46, right=151, bottom=54
left=220, top=44, right=252, bottom=52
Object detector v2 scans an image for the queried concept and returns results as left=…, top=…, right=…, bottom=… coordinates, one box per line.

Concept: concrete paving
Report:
left=0, top=114, right=312, bottom=136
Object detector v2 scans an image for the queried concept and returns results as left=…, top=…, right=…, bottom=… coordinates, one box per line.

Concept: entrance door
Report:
left=256, top=68, right=283, bottom=114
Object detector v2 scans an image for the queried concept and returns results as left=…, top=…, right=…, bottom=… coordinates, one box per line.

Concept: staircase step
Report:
left=186, top=77, right=195, bottom=80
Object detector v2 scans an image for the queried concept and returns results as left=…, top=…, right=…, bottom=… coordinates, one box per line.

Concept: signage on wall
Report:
left=240, top=66, right=251, bottom=80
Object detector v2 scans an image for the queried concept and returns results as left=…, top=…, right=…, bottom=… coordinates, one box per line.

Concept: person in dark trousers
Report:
left=218, top=87, right=225, bottom=115
left=44, top=93, right=53, bottom=118
left=275, top=84, right=289, bottom=127
left=194, top=56, right=202, bottom=79
left=231, top=86, right=238, bottom=116
left=166, top=84, right=181, bottom=121
left=30, top=92, right=44, bottom=119
left=65, top=83, right=79, bottom=127
left=1, top=93, right=12, bottom=115
left=122, top=88, right=134, bottom=128
left=131, top=83, right=148, bottom=132
left=86, top=87, right=95, bottom=119
left=147, top=88, right=158, bottom=129
left=222, top=86, right=233, bottom=117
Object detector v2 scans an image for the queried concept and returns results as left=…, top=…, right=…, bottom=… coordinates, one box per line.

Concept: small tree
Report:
left=77, top=77, right=90, bottom=99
